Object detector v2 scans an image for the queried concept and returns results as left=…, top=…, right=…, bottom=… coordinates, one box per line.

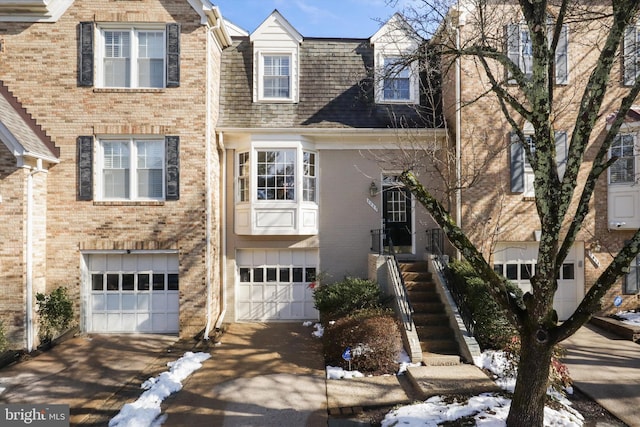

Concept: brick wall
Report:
left=0, top=0, right=223, bottom=339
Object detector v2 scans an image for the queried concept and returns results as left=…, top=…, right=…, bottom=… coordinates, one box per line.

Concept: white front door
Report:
left=493, top=242, right=584, bottom=321
left=85, top=253, right=179, bottom=333
left=236, top=249, right=319, bottom=321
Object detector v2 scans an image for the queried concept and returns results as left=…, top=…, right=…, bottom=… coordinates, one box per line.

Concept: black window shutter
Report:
left=77, top=136, right=94, bottom=200
left=510, top=132, right=524, bottom=193
left=79, top=22, right=94, bottom=87
left=165, top=136, right=180, bottom=200
left=166, top=23, right=181, bottom=88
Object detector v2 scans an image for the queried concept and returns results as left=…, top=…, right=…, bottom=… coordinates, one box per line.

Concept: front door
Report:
left=382, top=176, right=413, bottom=253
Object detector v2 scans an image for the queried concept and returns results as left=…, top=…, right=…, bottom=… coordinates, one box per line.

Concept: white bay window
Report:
left=234, top=141, right=318, bottom=235
left=608, top=133, right=640, bottom=229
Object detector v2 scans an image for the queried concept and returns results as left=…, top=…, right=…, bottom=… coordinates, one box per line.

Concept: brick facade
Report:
left=0, top=0, right=227, bottom=348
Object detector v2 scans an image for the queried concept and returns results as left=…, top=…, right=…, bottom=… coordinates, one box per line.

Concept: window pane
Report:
left=239, top=267, right=251, bottom=282
left=106, top=274, right=120, bottom=291
left=263, top=55, right=290, bottom=98
left=505, top=264, right=518, bottom=280
left=92, top=274, right=104, bottom=291
left=238, top=152, right=250, bottom=202
left=625, top=265, right=639, bottom=294
left=293, top=268, right=303, bottom=282
left=493, top=264, right=504, bottom=275
left=383, top=57, right=410, bottom=100
left=562, top=263, right=575, bottom=280
left=153, top=273, right=165, bottom=290
left=103, top=31, right=131, bottom=87
left=122, top=274, right=135, bottom=290
left=520, top=263, right=533, bottom=280
left=610, top=135, right=635, bottom=183
left=305, top=268, right=316, bottom=282
left=256, top=150, right=295, bottom=201
left=138, top=274, right=150, bottom=291
left=167, top=274, right=179, bottom=290
left=266, top=268, right=277, bottom=282
left=138, top=31, right=164, bottom=87
left=253, top=268, right=264, bottom=282
left=279, top=268, right=290, bottom=282
left=303, top=151, right=316, bottom=202
left=102, top=141, right=130, bottom=199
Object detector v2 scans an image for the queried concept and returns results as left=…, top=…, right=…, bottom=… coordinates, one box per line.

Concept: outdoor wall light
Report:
left=369, top=181, right=378, bottom=197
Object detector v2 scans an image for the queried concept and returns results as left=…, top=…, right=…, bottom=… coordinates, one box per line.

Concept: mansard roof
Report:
left=217, top=36, right=441, bottom=130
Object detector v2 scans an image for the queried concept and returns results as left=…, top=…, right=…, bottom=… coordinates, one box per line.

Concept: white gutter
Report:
left=214, top=130, right=227, bottom=331
left=202, top=16, right=222, bottom=341
left=25, top=159, right=45, bottom=352
left=455, top=7, right=463, bottom=260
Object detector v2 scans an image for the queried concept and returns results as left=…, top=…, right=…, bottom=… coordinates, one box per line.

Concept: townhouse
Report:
left=0, top=0, right=231, bottom=349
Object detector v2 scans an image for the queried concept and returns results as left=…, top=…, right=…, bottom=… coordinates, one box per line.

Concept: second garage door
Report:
left=236, top=249, right=319, bottom=321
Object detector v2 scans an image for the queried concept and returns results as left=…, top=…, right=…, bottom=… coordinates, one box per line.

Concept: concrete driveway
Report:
left=160, top=322, right=327, bottom=427
left=0, top=323, right=327, bottom=426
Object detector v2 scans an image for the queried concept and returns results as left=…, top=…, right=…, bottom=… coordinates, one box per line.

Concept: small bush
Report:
left=502, top=336, right=572, bottom=395
left=36, top=286, right=74, bottom=343
left=447, top=260, right=521, bottom=350
left=313, top=277, right=386, bottom=320
left=322, top=309, right=402, bottom=374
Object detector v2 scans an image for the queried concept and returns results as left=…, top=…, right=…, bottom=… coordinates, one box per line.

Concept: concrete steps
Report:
left=400, top=261, right=462, bottom=366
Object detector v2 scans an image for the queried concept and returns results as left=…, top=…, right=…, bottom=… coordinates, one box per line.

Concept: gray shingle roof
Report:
left=218, top=37, right=441, bottom=129
left=0, top=81, right=59, bottom=161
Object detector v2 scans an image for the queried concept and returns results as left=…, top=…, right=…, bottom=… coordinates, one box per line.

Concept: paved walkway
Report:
left=161, top=323, right=327, bottom=427
left=563, top=324, right=640, bottom=427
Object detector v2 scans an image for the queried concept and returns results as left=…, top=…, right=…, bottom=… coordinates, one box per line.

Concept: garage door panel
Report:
left=87, top=253, right=179, bottom=334
left=107, top=294, right=120, bottom=310
left=236, top=249, right=319, bottom=321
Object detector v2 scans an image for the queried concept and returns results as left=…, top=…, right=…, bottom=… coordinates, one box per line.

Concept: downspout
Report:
left=214, top=130, right=227, bottom=331
left=25, top=159, right=44, bottom=352
left=454, top=9, right=463, bottom=261
left=203, top=18, right=221, bottom=341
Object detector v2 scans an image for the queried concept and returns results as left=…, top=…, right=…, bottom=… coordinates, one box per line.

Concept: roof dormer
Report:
left=371, top=13, right=423, bottom=104
left=250, top=10, right=303, bottom=103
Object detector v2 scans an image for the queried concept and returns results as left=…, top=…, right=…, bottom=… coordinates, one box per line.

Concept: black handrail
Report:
left=370, top=229, right=413, bottom=328
left=426, top=228, right=476, bottom=335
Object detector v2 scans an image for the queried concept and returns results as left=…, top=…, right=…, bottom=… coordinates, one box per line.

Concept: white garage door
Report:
left=86, top=253, right=179, bottom=333
left=493, top=242, right=584, bottom=321
left=236, top=249, right=319, bottom=321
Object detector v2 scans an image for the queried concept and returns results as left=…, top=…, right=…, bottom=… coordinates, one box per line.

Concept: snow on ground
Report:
left=108, top=351, right=210, bottom=427
left=616, top=310, right=640, bottom=326
left=380, top=349, right=584, bottom=427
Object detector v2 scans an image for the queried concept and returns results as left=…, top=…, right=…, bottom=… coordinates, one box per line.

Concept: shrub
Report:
left=447, top=260, right=521, bottom=350
left=502, top=336, right=573, bottom=395
left=36, top=286, right=74, bottom=343
left=322, top=309, right=402, bottom=374
left=313, top=277, right=386, bottom=320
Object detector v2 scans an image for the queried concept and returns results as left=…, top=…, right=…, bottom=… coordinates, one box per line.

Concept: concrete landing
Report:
left=326, top=375, right=413, bottom=412
left=407, top=364, right=502, bottom=400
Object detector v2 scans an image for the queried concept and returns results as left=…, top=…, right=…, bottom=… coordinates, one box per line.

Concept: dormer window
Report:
left=383, top=57, right=411, bottom=101
left=262, top=54, right=291, bottom=99
left=371, top=14, right=422, bottom=105
left=250, top=11, right=302, bottom=103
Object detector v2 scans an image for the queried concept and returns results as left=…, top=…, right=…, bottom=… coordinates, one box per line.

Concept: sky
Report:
left=213, top=0, right=413, bottom=38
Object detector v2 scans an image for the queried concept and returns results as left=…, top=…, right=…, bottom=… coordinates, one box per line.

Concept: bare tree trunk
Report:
left=506, top=331, right=554, bottom=427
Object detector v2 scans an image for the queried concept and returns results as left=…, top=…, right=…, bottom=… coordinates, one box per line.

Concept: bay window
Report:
left=609, top=134, right=635, bottom=184
left=234, top=142, right=318, bottom=235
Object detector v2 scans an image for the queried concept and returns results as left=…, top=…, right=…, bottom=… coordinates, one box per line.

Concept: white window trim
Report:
left=375, top=53, right=419, bottom=104
left=96, top=136, right=166, bottom=201
left=608, top=133, right=636, bottom=185
left=236, top=143, right=318, bottom=204
left=96, top=24, right=167, bottom=89
left=254, top=48, right=299, bottom=103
